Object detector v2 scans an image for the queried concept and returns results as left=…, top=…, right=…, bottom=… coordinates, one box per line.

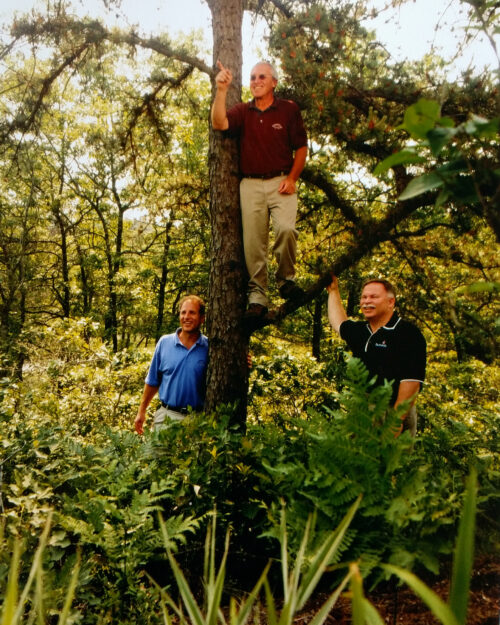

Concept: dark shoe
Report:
left=244, top=303, right=268, bottom=319
left=279, top=280, right=305, bottom=302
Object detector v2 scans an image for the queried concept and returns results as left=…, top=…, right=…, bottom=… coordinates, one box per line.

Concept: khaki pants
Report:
left=153, top=405, right=186, bottom=432
left=240, top=176, right=298, bottom=307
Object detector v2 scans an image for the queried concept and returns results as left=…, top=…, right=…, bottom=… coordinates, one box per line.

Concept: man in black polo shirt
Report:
left=326, top=276, right=426, bottom=435
left=211, top=60, right=308, bottom=319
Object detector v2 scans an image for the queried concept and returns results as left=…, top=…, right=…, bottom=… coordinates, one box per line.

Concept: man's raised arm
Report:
left=211, top=60, right=232, bottom=130
left=326, top=276, right=348, bottom=333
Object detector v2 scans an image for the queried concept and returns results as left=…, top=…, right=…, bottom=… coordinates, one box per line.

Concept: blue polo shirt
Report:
left=340, top=313, right=426, bottom=405
left=145, top=329, right=209, bottom=410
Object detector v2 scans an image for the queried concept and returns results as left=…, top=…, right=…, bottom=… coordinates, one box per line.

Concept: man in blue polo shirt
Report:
left=326, top=277, right=426, bottom=436
left=134, top=295, right=209, bottom=434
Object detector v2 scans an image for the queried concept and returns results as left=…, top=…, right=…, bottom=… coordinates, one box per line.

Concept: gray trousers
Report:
left=153, top=405, right=186, bottom=431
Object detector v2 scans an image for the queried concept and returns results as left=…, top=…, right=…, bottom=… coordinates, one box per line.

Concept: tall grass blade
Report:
left=307, top=569, right=352, bottom=625
left=296, top=494, right=362, bottom=609
left=382, top=565, right=460, bottom=625
left=362, top=599, right=386, bottom=625
left=158, top=515, right=205, bottom=625
left=159, top=597, right=174, bottom=625
left=449, top=468, right=477, bottom=625
left=263, top=579, right=278, bottom=625
left=13, top=512, right=53, bottom=624
left=348, top=563, right=385, bottom=625
left=35, top=554, right=44, bottom=625
left=230, top=562, right=270, bottom=625
left=279, top=502, right=291, bottom=602
left=204, top=511, right=217, bottom=606
left=167, top=553, right=205, bottom=625
left=1, top=540, right=21, bottom=625
left=350, top=563, right=365, bottom=625
left=147, top=573, right=186, bottom=623
left=286, top=512, right=312, bottom=614
left=205, top=529, right=229, bottom=625
left=57, top=550, right=81, bottom=625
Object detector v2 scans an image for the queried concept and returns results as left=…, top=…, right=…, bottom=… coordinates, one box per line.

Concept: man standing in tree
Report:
left=326, top=277, right=426, bottom=436
left=134, top=295, right=208, bottom=434
left=211, top=60, right=308, bottom=320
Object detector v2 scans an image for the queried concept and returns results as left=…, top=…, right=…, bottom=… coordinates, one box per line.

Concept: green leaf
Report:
left=362, top=599, right=387, bottom=625
left=435, top=159, right=468, bottom=174
left=427, top=127, right=456, bottom=156
left=14, top=513, right=53, bottom=624
left=264, top=579, right=278, bottom=625
left=399, top=99, right=441, bottom=139
left=439, top=116, right=455, bottom=128
left=382, top=564, right=460, bottom=625
left=349, top=563, right=386, bottom=625
left=373, top=150, right=426, bottom=176
left=57, top=550, right=81, bottom=625
left=1, top=540, right=20, bottom=625
left=463, top=115, right=499, bottom=138
left=449, top=469, right=477, bottom=625
left=308, top=570, right=352, bottom=625
left=399, top=172, right=444, bottom=200
left=232, top=563, right=270, bottom=625
left=455, top=281, right=500, bottom=295
left=350, top=564, right=365, bottom=625
left=206, top=530, right=229, bottom=625
left=435, top=187, right=450, bottom=209
left=159, top=516, right=205, bottom=625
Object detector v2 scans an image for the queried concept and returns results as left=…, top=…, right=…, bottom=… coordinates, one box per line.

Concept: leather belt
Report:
left=243, top=170, right=289, bottom=180
left=161, top=402, right=188, bottom=414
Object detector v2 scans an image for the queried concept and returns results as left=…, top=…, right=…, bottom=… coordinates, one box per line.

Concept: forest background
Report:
left=0, top=0, right=498, bottom=623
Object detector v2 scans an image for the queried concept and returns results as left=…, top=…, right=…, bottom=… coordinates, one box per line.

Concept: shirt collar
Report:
left=248, top=96, right=278, bottom=111
left=383, top=312, right=400, bottom=329
left=365, top=312, right=401, bottom=334
left=174, top=328, right=204, bottom=346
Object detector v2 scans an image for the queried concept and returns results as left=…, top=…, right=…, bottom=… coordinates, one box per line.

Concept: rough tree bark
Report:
left=204, top=0, right=250, bottom=426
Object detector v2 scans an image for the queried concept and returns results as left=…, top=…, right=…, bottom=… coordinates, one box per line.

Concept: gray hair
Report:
left=251, top=61, right=278, bottom=82
left=361, top=279, right=397, bottom=300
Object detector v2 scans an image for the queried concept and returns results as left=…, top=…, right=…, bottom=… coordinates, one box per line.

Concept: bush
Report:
left=1, top=333, right=498, bottom=622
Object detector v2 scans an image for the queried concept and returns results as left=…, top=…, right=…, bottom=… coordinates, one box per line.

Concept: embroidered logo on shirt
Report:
left=272, top=123, right=284, bottom=130
left=375, top=341, right=387, bottom=348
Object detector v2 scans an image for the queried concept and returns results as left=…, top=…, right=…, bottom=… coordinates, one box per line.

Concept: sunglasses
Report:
left=250, top=73, right=272, bottom=81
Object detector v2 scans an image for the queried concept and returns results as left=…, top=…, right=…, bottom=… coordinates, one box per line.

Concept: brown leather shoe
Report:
left=279, top=280, right=305, bottom=302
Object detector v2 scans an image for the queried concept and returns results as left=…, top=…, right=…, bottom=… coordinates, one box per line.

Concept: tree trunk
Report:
left=205, top=0, right=249, bottom=426
left=312, top=296, right=323, bottom=360
left=52, top=201, right=71, bottom=318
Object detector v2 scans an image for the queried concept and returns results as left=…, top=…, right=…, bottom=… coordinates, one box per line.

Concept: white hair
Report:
left=251, top=61, right=278, bottom=82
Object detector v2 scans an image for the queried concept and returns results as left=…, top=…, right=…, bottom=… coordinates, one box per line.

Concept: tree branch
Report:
left=253, top=193, right=432, bottom=330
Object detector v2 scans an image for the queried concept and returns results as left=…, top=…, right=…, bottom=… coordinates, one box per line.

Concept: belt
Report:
left=161, top=402, right=188, bottom=414
left=243, top=170, right=289, bottom=180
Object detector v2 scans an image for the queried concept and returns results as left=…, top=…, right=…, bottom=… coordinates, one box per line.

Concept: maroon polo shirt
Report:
left=225, top=97, right=307, bottom=177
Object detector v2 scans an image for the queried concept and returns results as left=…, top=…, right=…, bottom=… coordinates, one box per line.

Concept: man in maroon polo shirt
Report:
left=211, top=60, right=308, bottom=320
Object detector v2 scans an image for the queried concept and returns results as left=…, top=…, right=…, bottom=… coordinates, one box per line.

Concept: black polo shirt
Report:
left=339, top=313, right=426, bottom=405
